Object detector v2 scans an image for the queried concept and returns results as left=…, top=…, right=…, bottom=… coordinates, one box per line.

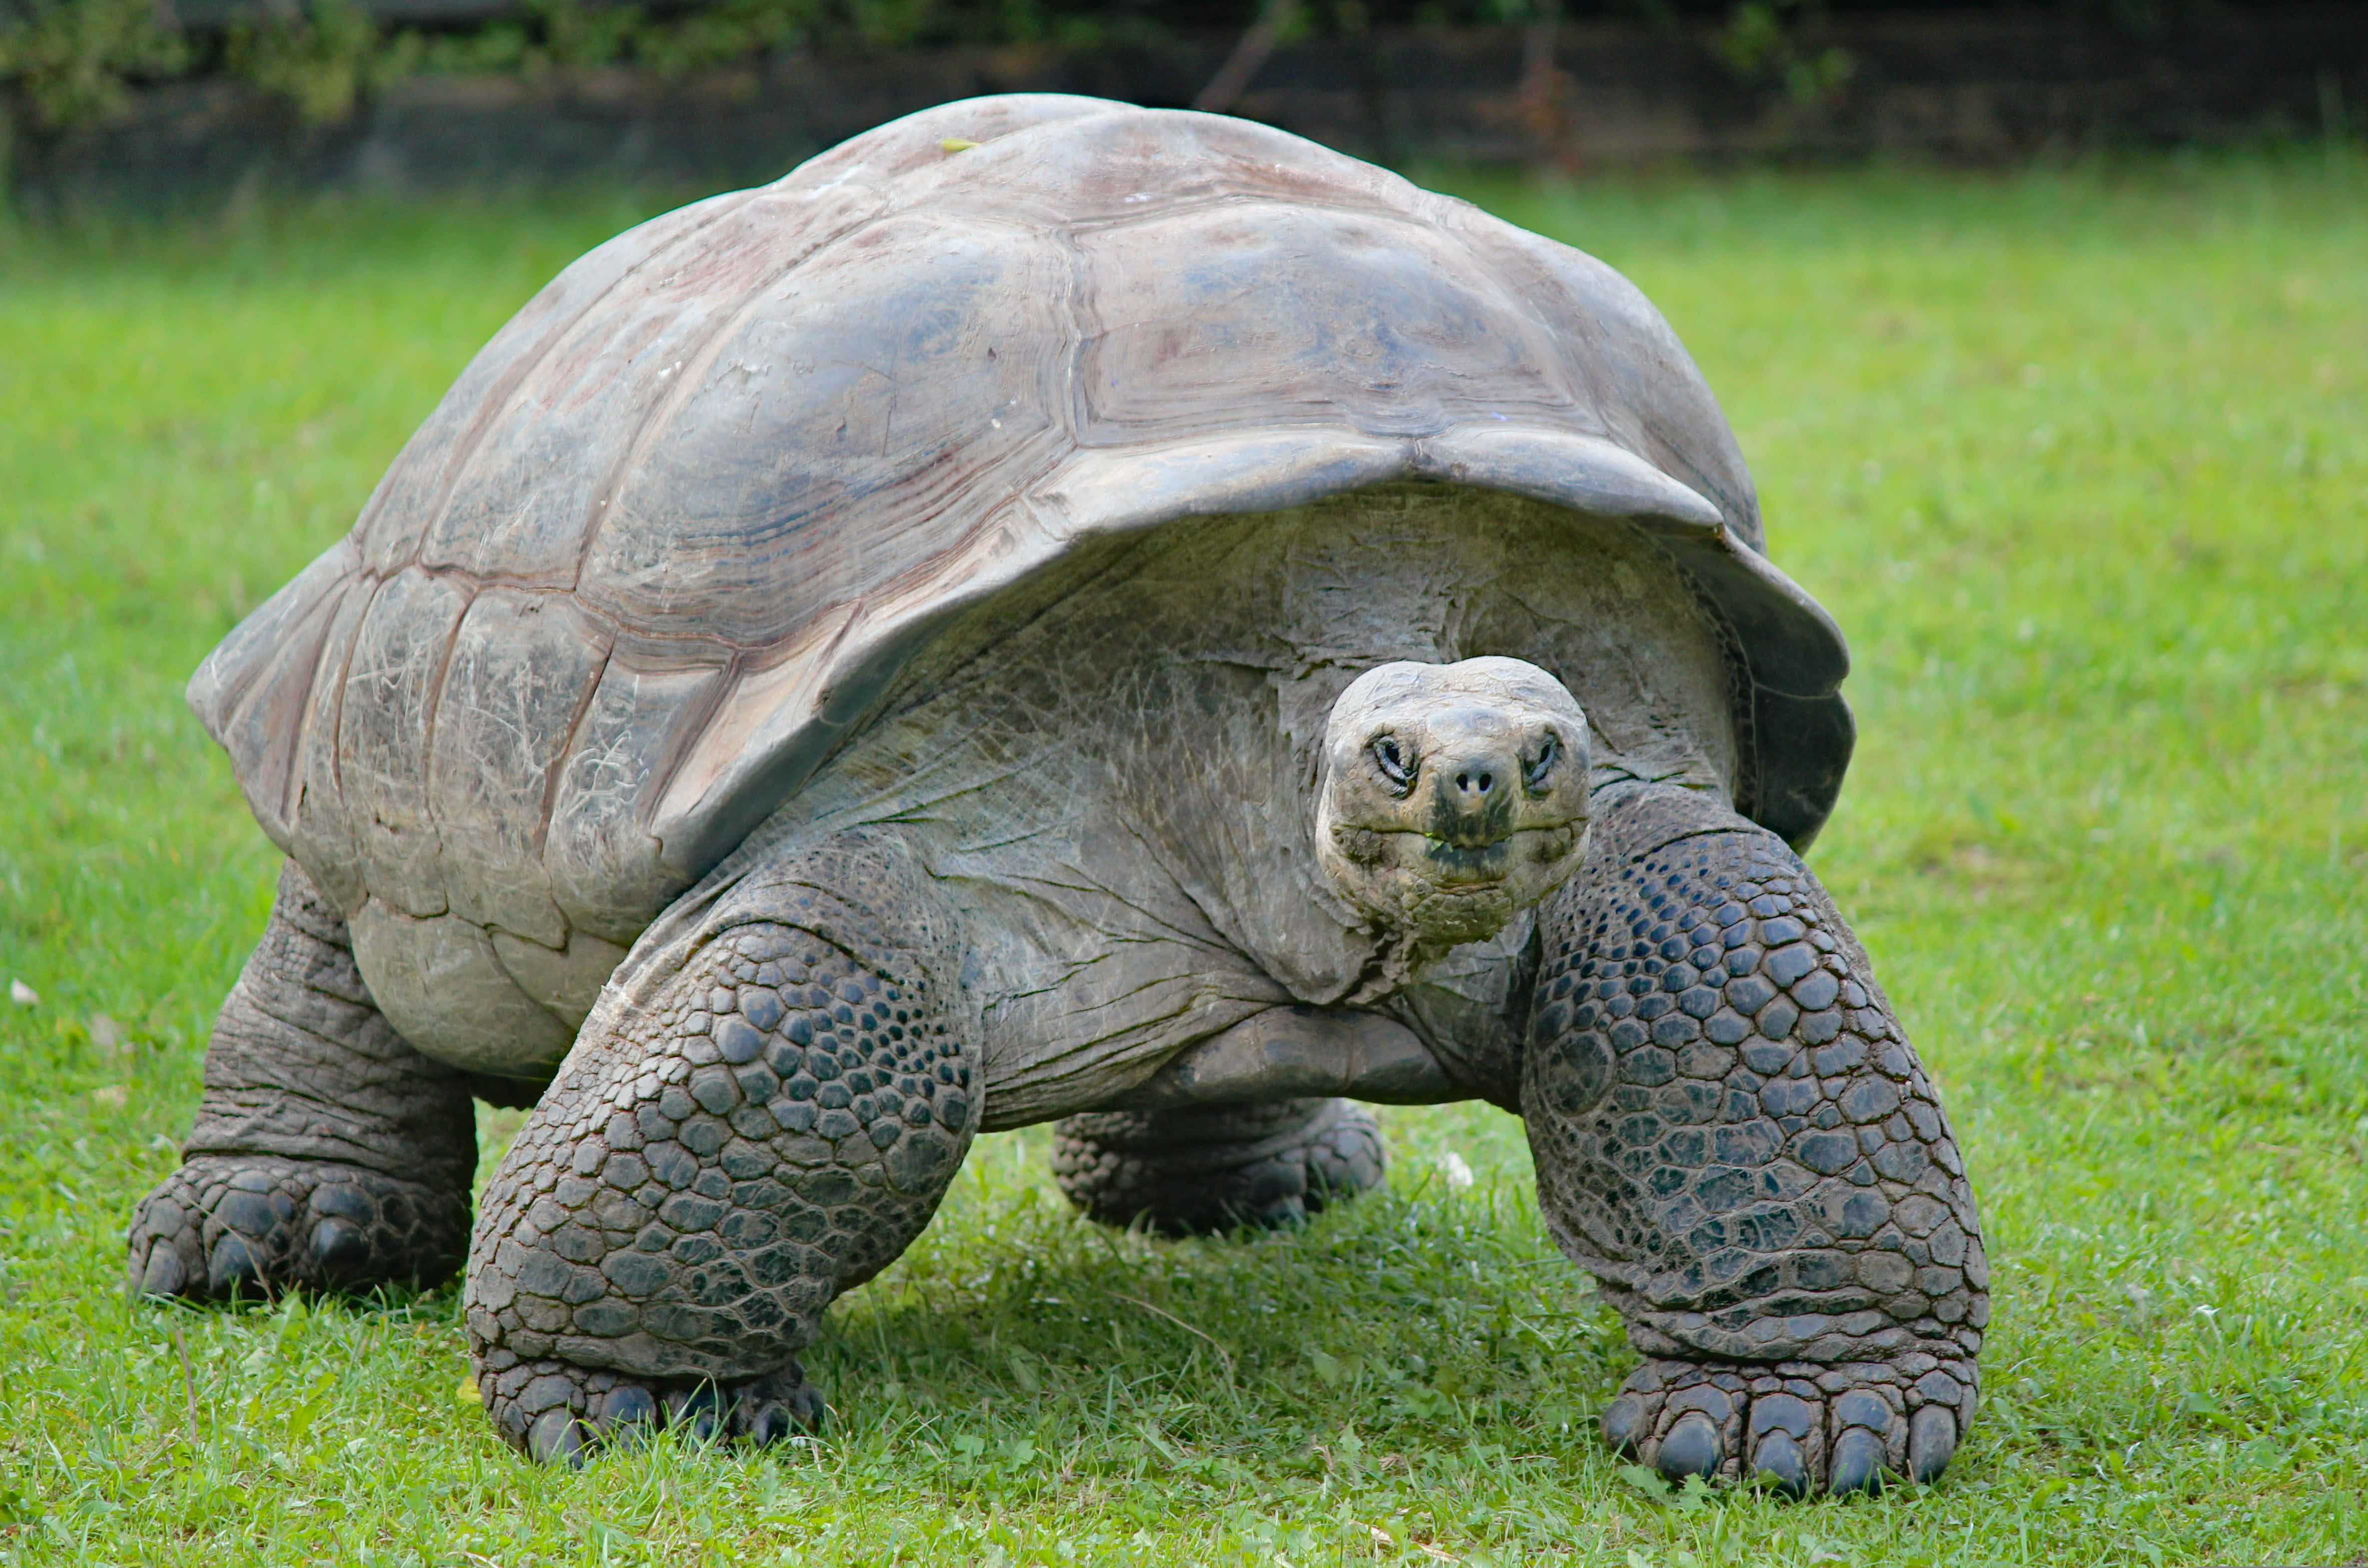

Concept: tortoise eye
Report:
left=1371, top=736, right=1415, bottom=792
left=1523, top=731, right=1561, bottom=793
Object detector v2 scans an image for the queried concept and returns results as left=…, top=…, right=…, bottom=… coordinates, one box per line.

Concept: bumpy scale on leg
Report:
left=466, top=869, right=974, bottom=1463
left=1052, top=1097, right=1385, bottom=1235
left=128, top=861, right=476, bottom=1300
left=1523, top=786, right=1987, bottom=1494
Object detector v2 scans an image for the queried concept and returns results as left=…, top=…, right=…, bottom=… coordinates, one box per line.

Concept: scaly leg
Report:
left=465, top=834, right=976, bottom=1462
left=128, top=861, right=477, bottom=1299
left=1052, top=1097, right=1386, bottom=1235
left=1523, top=785, right=1987, bottom=1494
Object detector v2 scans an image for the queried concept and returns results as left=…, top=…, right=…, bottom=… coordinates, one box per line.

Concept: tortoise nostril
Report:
left=1455, top=770, right=1494, bottom=795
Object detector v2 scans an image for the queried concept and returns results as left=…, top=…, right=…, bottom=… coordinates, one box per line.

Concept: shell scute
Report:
left=351, top=187, right=766, bottom=581
left=1072, top=201, right=1575, bottom=447
left=351, top=898, right=575, bottom=1072
left=415, top=187, right=891, bottom=590
left=772, top=93, right=1120, bottom=205
left=579, top=214, right=1076, bottom=648
left=427, top=589, right=615, bottom=948
left=546, top=654, right=731, bottom=946
left=283, top=569, right=374, bottom=914
left=1450, top=214, right=1763, bottom=548
left=193, top=537, right=358, bottom=846
left=338, top=566, right=474, bottom=918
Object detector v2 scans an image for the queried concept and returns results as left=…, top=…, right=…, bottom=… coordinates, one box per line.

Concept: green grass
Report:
left=2, top=150, right=2365, bottom=1565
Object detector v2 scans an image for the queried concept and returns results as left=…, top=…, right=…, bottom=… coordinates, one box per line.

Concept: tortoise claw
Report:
left=1752, top=1432, right=1811, bottom=1498
left=1828, top=1426, right=1888, bottom=1496
left=525, top=1409, right=592, bottom=1467
left=1601, top=1391, right=1648, bottom=1456
left=1656, top=1412, right=1722, bottom=1481
left=1908, top=1404, right=1959, bottom=1484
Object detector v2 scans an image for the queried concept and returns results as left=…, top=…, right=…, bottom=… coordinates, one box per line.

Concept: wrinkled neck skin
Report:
left=719, top=485, right=1738, bottom=1127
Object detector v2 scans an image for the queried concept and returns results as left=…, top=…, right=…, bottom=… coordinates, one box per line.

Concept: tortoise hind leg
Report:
left=465, top=833, right=978, bottom=1462
left=1052, top=1098, right=1386, bottom=1235
left=128, top=861, right=478, bottom=1300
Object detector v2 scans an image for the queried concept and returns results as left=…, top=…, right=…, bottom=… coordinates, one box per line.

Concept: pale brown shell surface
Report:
left=190, top=93, right=1851, bottom=983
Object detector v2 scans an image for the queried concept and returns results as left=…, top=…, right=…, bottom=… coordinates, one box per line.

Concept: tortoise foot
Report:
left=478, top=1354, right=824, bottom=1465
left=1053, top=1096, right=1385, bottom=1235
left=1603, top=1354, right=1975, bottom=1496
left=128, top=1154, right=468, bottom=1301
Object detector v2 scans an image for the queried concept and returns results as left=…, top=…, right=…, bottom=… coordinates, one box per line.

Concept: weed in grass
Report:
left=1, top=152, right=2364, bottom=1563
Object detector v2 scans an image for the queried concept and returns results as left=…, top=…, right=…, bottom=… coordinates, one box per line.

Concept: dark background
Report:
left=6, top=0, right=2366, bottom=206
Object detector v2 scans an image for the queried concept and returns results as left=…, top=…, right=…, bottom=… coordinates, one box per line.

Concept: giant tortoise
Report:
left=129, top=94, right=1987, bottom=1493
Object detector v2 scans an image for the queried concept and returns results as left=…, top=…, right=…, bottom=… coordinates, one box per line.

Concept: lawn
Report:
left=0, top=148, right=2364, bottom=1566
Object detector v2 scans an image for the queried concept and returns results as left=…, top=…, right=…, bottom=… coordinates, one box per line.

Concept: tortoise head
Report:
left=1315, top=656, right=1592, bottom=950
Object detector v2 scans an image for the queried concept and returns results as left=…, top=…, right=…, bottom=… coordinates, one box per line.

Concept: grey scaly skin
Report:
left=127, top=862, right=475, bottom=1300
left=1051, top=1099, right=1388, bottom=1235
left=1524, top=784, right=1986, bottom=1493
left=465, top=833, right=969, bottom=1459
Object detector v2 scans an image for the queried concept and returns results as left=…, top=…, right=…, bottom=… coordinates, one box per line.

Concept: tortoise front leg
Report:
left=1522, top=785, right=1987, bottom=1495
left=465, top=834, right=976, bottom=1462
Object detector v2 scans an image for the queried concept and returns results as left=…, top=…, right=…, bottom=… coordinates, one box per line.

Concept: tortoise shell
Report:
left=189, top=94, right=1850, bottom=1061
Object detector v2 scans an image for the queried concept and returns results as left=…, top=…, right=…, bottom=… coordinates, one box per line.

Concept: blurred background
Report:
left=2, top=0, right=2364, bottom=208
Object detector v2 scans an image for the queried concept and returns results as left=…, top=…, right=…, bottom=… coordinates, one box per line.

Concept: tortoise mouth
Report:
left=1425, top=836, right=1514, bottom=885
left=1334, top=823, right=1583, bottom=887
left=1319, top=822, right=1587, bottom=946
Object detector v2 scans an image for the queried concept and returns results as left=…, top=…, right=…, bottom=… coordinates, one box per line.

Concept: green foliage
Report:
left=0, top=0, right=1254, bottom=145
left=223, top=0, right=403, bottom=123
left=1711, top=0, right=1853, bottom=105
left=0, top=0, right=1010, bottom=148
left=0, top=0, right=187, bottom=135
left=0, top=0, right=2269, bottom=154
left=399, top=0, right=991, bottom=80
left=0, top=151, right=2365, bottom=1561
